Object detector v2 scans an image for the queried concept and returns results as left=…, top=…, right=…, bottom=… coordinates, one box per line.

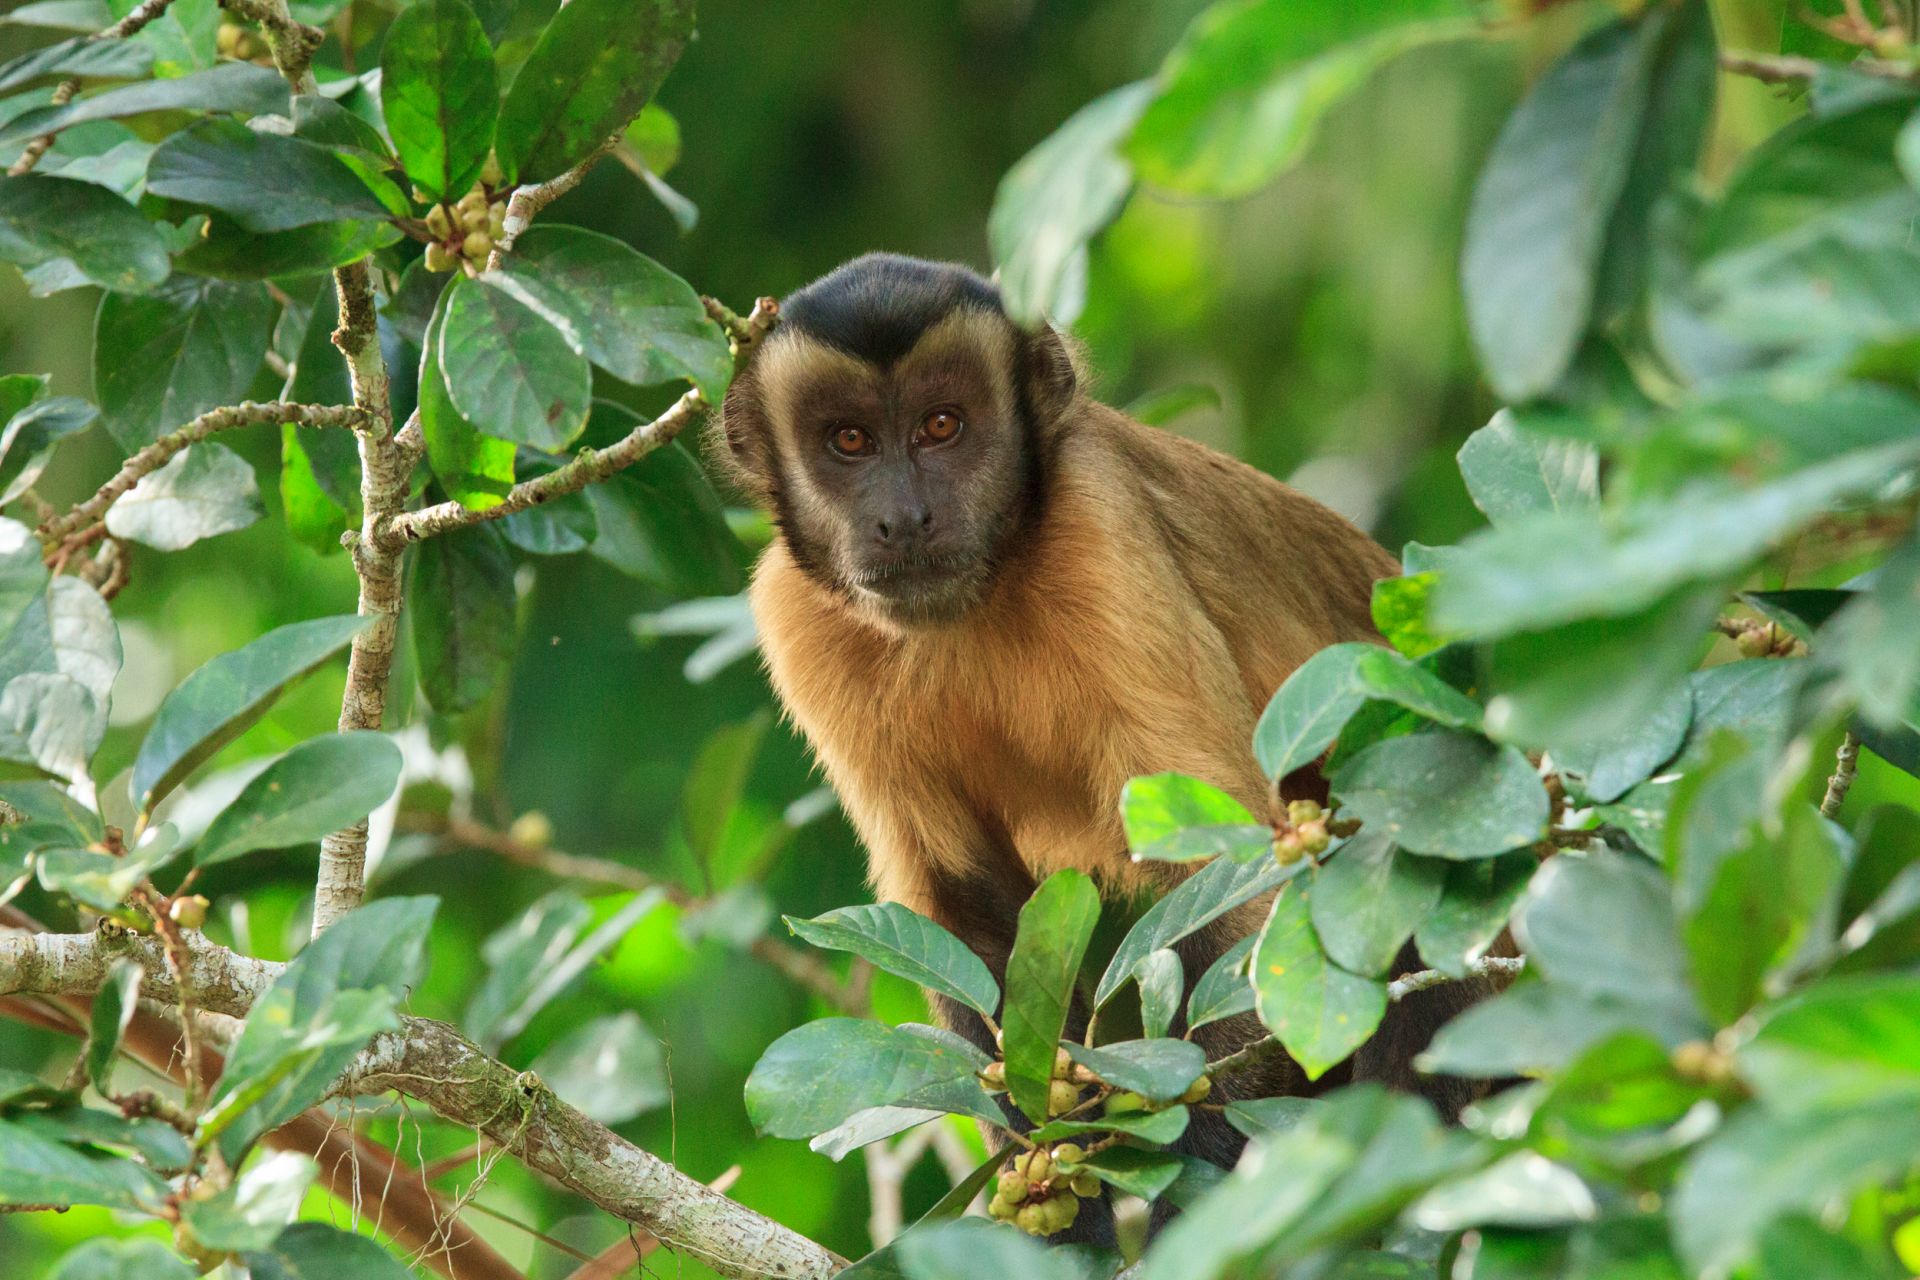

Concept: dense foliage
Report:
left=0, top=0, right=1916, bottom=1278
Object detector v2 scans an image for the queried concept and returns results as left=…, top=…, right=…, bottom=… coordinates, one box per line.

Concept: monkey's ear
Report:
left=710, top=372, right=777, bottom=504
left=1021, top=323, right=1080, bottom=425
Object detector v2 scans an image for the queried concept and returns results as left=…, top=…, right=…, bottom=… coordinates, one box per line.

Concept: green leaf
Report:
left=1, top=1, right=112, bottom=29
left=1063, top=1038, right=1205, bottom=1103
left=1333, top=731, right=1548, bottom=860
left=498, top=452, right=597, bottom=555
left=438, top=273, right=590, bottom=450
left=988, top=81, right=1153, bottom=326
left=0, top=1116, right=169, bottom=1211
left=1252, top=879, right=1385, bottom=1080
left=1526, top=1032, right=1710, bottom=1173
left=1755, top=1216, right=1904, bottom=1280
left=146, top=118, right=398, bottom=232
left=95, top=278, right=271, bottom=450
left=1821, top=534, right=1920, bottom=730
left=1002, top=870, right=1100, bottom=1123
left=493, top=0, right=694, bottom=184
left=0, top=34, right=152, bottom=94
left=418, top=281, right=514, bottom=511
left=895, top=1218, right=1080, bottom=1280
left=1457, top=410, right=1599, bottom=528
left=1672, top=1101, right=1920, bottom=1276
left=408, top=521, right=516, bottom=713
left=467, top=888, right=663, bottom=1050
left=1517, top=853, right=1699, bottom=1014
left=1137, top=947, right=1182, bottom=1040
left=1415, top=852, right=1534, bottom=978
left=204, top=897, right=435, bottom=1158
left=0, top=173, right=169, bottom=295
left=0, top=576, right=120, bottom=781
left=0, top=395, right=97, bottom=504
left=1078, top=1146, right=1187, bottom=1200
left=48, top=1240, right=195, bottom=1280
left=489, top=225, right=733, bottom=400
left=679, top=711, right=769, bottom=873
left=810, top=1106, right=941, bottom=1161
left=1253, top=641, right=1374, bottom=780
left=1120, top=771, right=1269, bottom=863
left=118, top=0, right=215, bottom=77
left=584, top=420, right=745, bottom=596
left=193, top=731, right=402, bottom=867
left=85, top=958, right=141, bottom=1095
left=745, top=1018, right=997, bottom=1138
left=37, top=827, right=181, bottom=913
left=102, top=440, right=262, bottom=550
left=1461, top=14, right=1672, bottom=401
left=290, top=94, right=392, bottom=159
left=171, top=211, right=400, bottom=280
left=1420, top=982, right=1705, bottom=1077
left=1311, top=832, right=1444, bottom=977
left=531, top=1010, right=668, bottom=1125
left=1223, top=1094, right=1319, bottom=1141
left=1551, top=679, right=1692, bottom=804
left=243, top=1222, right=417, bottom=1280
left=1097, top=852, right=1297, bottom=1006
left=1411, top=1152, right=1595, bottom=1232
left=132, top=614, right=367, bottom=812
left=1186, top=934, right=1255, bottom=1031
left=379, top=0, right=498, bottom=202
left=1372, top=573, right=1445, bottom=660
left=0, top=517, right=49, bottom=641
left=1128, top=1, right=1474, bottom=199
left=785, top=902, right=999, bottom=1017
left=0, top=62, right=288, bottom=151
left=181, top=1150, right=314, bottom=1252
left=1031, top=1104, right=1191, bottom=1145
left=1739, top=974, right=1920, bottom=1114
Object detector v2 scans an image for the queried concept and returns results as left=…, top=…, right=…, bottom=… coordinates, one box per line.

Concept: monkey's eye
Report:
left=827, top=425, right=874, bottom=457
left=918, top=409, right=964, bottom=446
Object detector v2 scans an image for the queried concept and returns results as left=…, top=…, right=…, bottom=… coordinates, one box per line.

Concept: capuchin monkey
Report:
left=716, top=253, right=1485, bottom=1234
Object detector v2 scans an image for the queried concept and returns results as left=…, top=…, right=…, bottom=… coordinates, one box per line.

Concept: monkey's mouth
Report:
left=847, top=552, right=986, bottom=619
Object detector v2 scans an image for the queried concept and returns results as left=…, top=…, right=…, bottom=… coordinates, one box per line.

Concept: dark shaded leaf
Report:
left=94, top=278, right=271, bottom=450
left=0, top=62, right=288, bottom=150
left=787, top=902, right=999, bottom=1017
left=408, top=520, right=515, bottom=713
left=1333, top=731, right=1549, bottom=860
left=146, top=118, right=398, bottom=231
left=0, top=172, right=168, bottom=294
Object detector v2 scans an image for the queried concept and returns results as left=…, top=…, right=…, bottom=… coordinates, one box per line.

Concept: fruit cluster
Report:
left=1273, top=797, right=1331, bottom=865
left=979, top=1047, right=1083, bottom=1117
left=215, top=22, right=269, bottom=62
left=987, top=1143, right=1098, bottom=1235
left=421, top=158, right=508, bottom=276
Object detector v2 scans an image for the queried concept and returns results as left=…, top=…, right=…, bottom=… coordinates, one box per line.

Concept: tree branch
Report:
left=487, top=135, right=624, bottom=269
left=226, top=0, right=324, bottom=92
left=0, top=927, right=846, bottom=1279
left=1821, top=730, right=1862, bottom=819
left=4, top=0, right=184, bottom=177
left=380, top=296, right=778, bottom=548
left=1718, top=47, right=1920, bottom=84
left=36, top=402, right=369, bottom=548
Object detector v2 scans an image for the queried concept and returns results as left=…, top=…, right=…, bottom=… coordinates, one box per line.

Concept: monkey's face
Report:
left=730, top=310, right=1038, bottom=624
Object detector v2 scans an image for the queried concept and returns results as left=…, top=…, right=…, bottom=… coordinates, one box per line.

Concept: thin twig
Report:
left=1717, top=47, right=1920, bottom=84
left=5, top=0, right=184, bottom=177
left=381, top=297, right=779, bottom=549
left=487, top=134, right=625, bottom=269
left=1821, top=731, right=1862, bottom=819
left=36, top=402, right=368, bottom=548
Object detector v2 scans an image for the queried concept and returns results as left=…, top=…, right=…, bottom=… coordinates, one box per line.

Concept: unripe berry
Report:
left=488, top=203, right=507, bottom=239
left=1180, top=1074, right=1213, bottom=1104
left=1106, top=1090, right=1146, bottom=1114
left=1047, top=1078, right=1079, bottom=1116
left=1274, top=831, right=1307, bottom=865
left=987, top=1192, right=1014, bottom=1220
left=463, top=231, right=493, bottom=261
left=1053, top=1047, right=1073, bottom=1077
left=1070, top=1171, right=1100, bottom=1197
left=425, top=204, right=452, bottom=239
left=1297, top=820, right=1329, bottom=855
left=1287, top=799, right=1323, bottom=824
left=1024, top=1148, right=1052, bottom=1182
left=481, top=151, right=505, bottom=187
left=168, top=894, right=210, bottom=929
left=509, top=811, right=553, bottom=847
left=457, top=189, right=488, bottom=218
left=997, top=1172, right=1028, bottom=1204
left=424, top=242, right=455, bottom=273
left=978, top=1061, right=1006, bottom=1091
left=1051, top=1142, right=1085, bottom=1169
left=1047, top=1190, right=1080, bottom=1231
left=1014, top=1203, right=1047, bottom=1235
left=1735, top=626, right=1770, bottom=659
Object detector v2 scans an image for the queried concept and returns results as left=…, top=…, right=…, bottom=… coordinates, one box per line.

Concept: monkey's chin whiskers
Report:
left=846, top=554, right=986, bottom=623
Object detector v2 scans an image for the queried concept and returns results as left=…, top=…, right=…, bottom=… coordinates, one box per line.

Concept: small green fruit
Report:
left=1070, top=1171, right=1100, bottom=1197
left=1106, top=1090, right=1146, bottom=1113
left=998, top=1172, right=1028, bottom=1204
left=424, top=242, right=456, bottom=273
left=1048, top=1078, right=1079, bottom=1116
left=1181, top=1074, right=1213, bottom=1104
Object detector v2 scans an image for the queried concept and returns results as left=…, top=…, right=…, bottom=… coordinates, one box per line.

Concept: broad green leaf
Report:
left=193, top=732, right=402, bottom=867
left=0, top=395, right=96, bottom=504
left=584, top=423, right=745, bottom=596
left=810, top=1106, right=941, bottom=1161
left=1371, top=573, right=1446, bottom=659
left=1186, top=934, right=1255, bottom=1031
left=408, top=521, right=516, bottom=713
left=85, top=959, right=141, bottom=1095
left=0, top=517, right=48, bottom=641
left=1739, top=975, right=1920, bottom=1114
left=489, top=226, right=733, bottom=400
left=744, top=1018, right=997, bottom=1138
left=1526, top=1032, right=1710, bottom=1173
left=290, top=94, right=391, bottom=159
left=0, top=34, right=152, bottom=94
left=1431, top=441, right=1920, bottom=638
left=493, top=0, right=694, bottom=184
left=7, top=1100, right=189, bottom=1172
left=1517, top=854, right=1700, bottom=1014
left=181, top=1150, right=314, bottom=1252
left=1414, top=852, right=1533, bottom=978
left=172, top=211, right=400, bottom=280
left=1352, top=648, right=1484, bottom=730
left=379, top=0, right=498, bottom=201
left=1311, top=831, right=1444, bottom=977
left=1551, top=678, right=1691, bottom=804
left=786, top=902, right=998, bottom=1017
left=988, top=80, right=1153, bottom=326
left=204, top=897, right=435, bottom=1158
left=117, top=0, right=215, bottom=77
left=1821, top=534, right=1920, bottom=730
left=419, top=281, right=514, bottom=511
left=1333, top=731, right=1548, bottom=859
left=36, top=826, right=180, bottom=913
left=1003, top=869, right=1100, bottom=1123
left=1461, top=14, right=1671, bottom=401
left=95, top=278, right=271, bottom=450
left=0, top=576, right=121, bottom=780
left=146, top=119, right=398, bottom=232
left=1223, top=1095, right=1318, bottom=1140
left=1137, top=947, right=1183, bottom=1039
left=1410, top=1152, right=1595, bottom=1232
left=1078, top=1146, right=1186, bottom=1200
left=1096, top=852, right=1297, bottom=1006
left=103, top=440, right=262, bottom=550
left=244, top=1222, right=417, bottom=1280
left=1755, top=1216, right=1904, bottom=1280
left=1128, top=1, right=1474, bottom=198
left=0, top=1117, right=169, bottom=1210
left=1, top=0, right=112, bottom=28
left=48, top=1239, right=195, bottom=1280
left=0, top=173, right=169, bottom=295
left=895, top=1218, right=1079, bottom=1280
left=1063, top=1038, right=1205, bottom=1102
left=1252, top=880, right=1384, bottom=1079
left=438, top=273, right=590, bottom=450
left=1672, top=1102, right=1920, bottom=1276
left=1420, top=982, right=1705, bottom=1078
left=530, top=1010, right=668, bottom=1125
left=1457, top=410, right=1599, bottom=528
left=0, top=62, right=288, bottom=150
left=1121, top=771, right=1269, bottom=863
left=132, top=613, right=368, bottom=812
left=1253, top=641, right=1373, bottom=780
left=1031, top=1104, right=1191, bottom=1145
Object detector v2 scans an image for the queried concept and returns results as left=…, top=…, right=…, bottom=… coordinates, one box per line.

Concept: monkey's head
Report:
left=716, top=253, right=1079, bottom=625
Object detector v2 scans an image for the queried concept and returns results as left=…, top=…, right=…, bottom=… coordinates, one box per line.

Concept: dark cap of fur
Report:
left=778, top=253, right=1006, bottom=368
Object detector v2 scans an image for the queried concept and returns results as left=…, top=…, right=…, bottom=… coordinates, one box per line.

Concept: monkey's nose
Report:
left=875, top=509, right=934, bottom=545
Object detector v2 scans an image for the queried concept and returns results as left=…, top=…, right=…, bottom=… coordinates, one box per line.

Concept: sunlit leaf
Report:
left=786, top=902, right=998, bottom=1017
left=745, top=1018, right=997, bottom=1138
left=1252, top=879, right=1385, bottom=1079
left=194, top=732, right=402, bottom=867
left=380, top=0, right=498, bottom=202
left=1002, top=869, right=1099, bottom=1123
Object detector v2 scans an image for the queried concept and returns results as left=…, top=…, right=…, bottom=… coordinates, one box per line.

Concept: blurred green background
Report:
left=0, top=0, right=1865, bottom=1274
